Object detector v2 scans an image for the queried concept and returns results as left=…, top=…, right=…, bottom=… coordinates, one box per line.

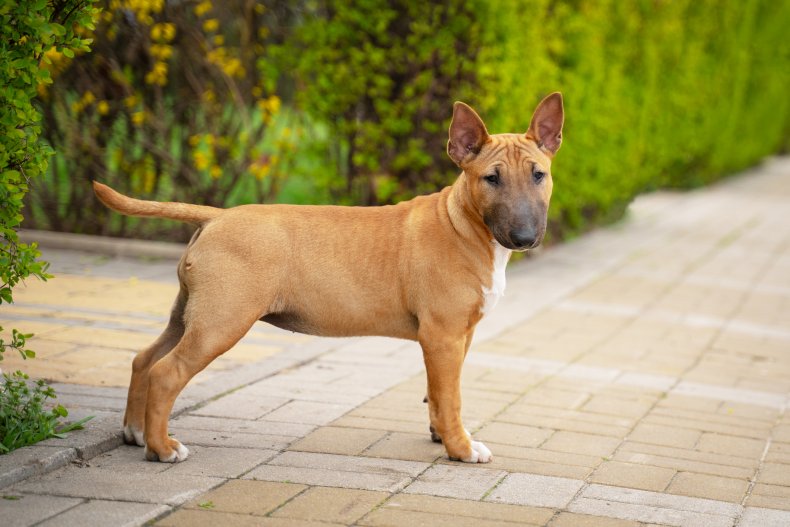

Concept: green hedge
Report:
left=478, top=0, right=790, bottom=238
left=30, top=0, right=790, bottom=242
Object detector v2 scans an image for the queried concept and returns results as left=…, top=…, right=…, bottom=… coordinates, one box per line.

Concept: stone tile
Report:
left=614, top=449, right=753, bottom=479
left=331, top=415, right=427, bottom=434
left=382, top=494, right=554, bottom=525
left=13, top=466, right=223, bottom=506
left=476, top=422, right=553, bottom=447
left=627, top=423, right=702, bottom=449
left=487, top=455, right=594, bottom=480
left=1, top=494, right=82, bottom=527
left=158, top=509, right=343, bottom=526
left=485, top=472, right=584, bottom=508
left=740, top=507, right=790, bottom=527
left=581, top=394, right=655, bottom=418
left=358, top=508, right=537, bottom=527
left=404, top=464, right=505, bottom=500
left=578, top=484, right=741, bottom=516
left=183, top=480, right=306, bottom=515
left=666, top=472, right=749, bottom=502
left=167, top=427, right=292, bottom=450
left=244, top=452, right=427, bottom=492
left=360, top=432, right=445, bottom=462
left=173, top=414, right=314, bottom=438
left=757, top=463, right=790, bottom=485
left=549, top=512, right=642, bottom=527
left=165, top=446, right=277, bottom=478
left=591, top=461, right=676, bottom=492
left=541, top=431, right=622, bottom=457
left=272, top=487, right=388, bottom=523
left=262, top=401, right=355, bottom=425
left=288, top=426, right=386, bottom=456
left=192, top=394, right=289, bottom=420
left=618, top=441, right=758, bottom=469
left=696, top=433, right=767, bottom=458
left=37, top=499, right=169, bottom=527
left=0, top=445, right=77, bottom=489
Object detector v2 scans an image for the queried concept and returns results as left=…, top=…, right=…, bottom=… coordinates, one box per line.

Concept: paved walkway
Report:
left=2, top=157, right=789, bottom=526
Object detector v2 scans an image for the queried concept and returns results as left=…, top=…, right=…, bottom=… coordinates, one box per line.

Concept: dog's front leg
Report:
left=420, top=328, right=492, bottom=463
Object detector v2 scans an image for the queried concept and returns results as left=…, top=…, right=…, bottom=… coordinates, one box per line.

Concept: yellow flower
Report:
left=131, top=111, right=145, bottom=126
left=194, top=0, right=212, bottom=17
left=81, top=91, right=96, bottom=105
left=97, top=101, right=110, bottom=115
left=193, top=151, right=210, bottom=171
left=210, top=165, right=222, bottom=179
left=203, top=18, right=219, bottom=33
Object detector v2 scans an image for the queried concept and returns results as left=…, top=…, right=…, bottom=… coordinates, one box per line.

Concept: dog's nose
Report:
left=510, top=228, right=537, bottom=249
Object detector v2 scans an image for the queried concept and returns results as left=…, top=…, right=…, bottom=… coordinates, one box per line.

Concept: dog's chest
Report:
left=481, top=242, right=512, bottom=315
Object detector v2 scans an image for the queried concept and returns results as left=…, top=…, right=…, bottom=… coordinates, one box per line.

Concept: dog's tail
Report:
left=93, top=181, right=222, bottom=225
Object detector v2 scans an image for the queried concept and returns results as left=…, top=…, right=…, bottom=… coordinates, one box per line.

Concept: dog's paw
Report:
left=123, top=424, right=145, bottom=447
left=144, top=439, right=189, bottom=463
left=461, top=440, right=493, bottom=463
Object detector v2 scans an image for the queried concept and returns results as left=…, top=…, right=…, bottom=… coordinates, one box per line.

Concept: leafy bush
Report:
left=26, top=0, right=790, bottom=243
left=1, top=0, right=97, bottom=452
left=25, top=0, right=289, bottom=241
left=271, top=0, right=484, bottom=204
left=0, top=370, right=91, bottom=454
left=480, top=0, right=790, bottom=239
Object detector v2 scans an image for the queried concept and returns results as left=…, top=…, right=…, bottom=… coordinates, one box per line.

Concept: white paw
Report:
left=144, top=440, right=189, bottom=463
left=123, top=424, right=145, bottom=447
left=462, top=440, right=493, bottom=463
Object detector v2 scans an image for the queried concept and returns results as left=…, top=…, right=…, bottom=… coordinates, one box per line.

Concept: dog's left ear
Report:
left=527, top=92, right=564, bottom=156
left=448, top=102, right=490, bottom=167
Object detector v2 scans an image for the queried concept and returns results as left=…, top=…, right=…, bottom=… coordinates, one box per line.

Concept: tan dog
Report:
left=93, top=93, right=564, bottom=463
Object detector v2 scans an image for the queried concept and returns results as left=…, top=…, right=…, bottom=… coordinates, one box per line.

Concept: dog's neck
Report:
left=446, top=171, right=495, bottom=252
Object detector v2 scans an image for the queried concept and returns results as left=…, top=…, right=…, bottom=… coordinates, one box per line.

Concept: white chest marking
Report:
left=481, top=242, right=512, bottom=315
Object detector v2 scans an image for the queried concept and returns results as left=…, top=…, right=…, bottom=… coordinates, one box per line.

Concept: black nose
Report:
left=510, top=228, right=537, bottom=249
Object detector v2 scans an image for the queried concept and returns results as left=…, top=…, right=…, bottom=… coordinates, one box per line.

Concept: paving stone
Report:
left=666, top=471, right=749, bottom=503
left=476, top=421, right=553, bottom=447
left=591, top=461, right=676, bottom=492
left=192, top=394, right=290, bottom=420
left=37, top=499, right=169, bottom=527
left=485, top=472, right=584, bottom=508
left=618, top=440, right=758, bottom=469
left=183, top=480, right=306, bottom=515
left=168, top=427, right=293, bottom=450
left=360, top=431, right=445, bottom=462
left=627, top=423, right=702, bottom=449
left=757, top=462, right=790, bottom=486
left=173, top=414, right=314, bottom=438
left=12, top=466, right=223, bottom=506
left=614, top=447, right=755, bottom=479
left=382, top=494, right=555, bottom=525
left=272, top=487, right=388, bottom=523
left=288, top=426, right=386, bottom=455
left=261, top=401, right=355, bottom=425
left=403, top=464, right=505, bottom=500
left=0, top=445, right=77, bottom=489
left=541, top=431, right=622, bottom=457
left=739, top=507, right=790, bottom=527
left=358, top=508, right=538, bottom=527
left=329, top=415, right=427, bottom=434
left=165, top=446, right=277, bottom=478
left=549, top=512, right=642, bottom=527
left=158, top=508, right=343, bottom=526
left=1, top=493, right=83, bottom=527
left=487, top=455, right=593, bottom=480
left=244, top=452, right=427, bottom=492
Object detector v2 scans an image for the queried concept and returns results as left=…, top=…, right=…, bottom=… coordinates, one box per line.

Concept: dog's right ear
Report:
left=447, top=102, right=490, bottom=167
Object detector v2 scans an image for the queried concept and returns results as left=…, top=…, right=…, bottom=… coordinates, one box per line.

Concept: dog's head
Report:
left=447, top=93, right=564, bottom=251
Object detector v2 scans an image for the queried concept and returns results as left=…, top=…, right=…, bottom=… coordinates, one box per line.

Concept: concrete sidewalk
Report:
left=2, top=157, right=789, bottom=526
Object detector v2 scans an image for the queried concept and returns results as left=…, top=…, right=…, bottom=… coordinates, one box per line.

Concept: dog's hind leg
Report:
left=141, top=285, right=262, bottom=462
left=123, top=287, right=187, bottom=446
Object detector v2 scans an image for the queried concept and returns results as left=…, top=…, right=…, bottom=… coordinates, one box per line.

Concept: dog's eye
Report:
left=484, top=169, right=500, bottom=186
left=533, top=169, right=547, bottom=184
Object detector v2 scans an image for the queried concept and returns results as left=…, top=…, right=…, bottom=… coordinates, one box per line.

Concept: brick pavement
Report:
left=1, top=157, right=789, bottom=526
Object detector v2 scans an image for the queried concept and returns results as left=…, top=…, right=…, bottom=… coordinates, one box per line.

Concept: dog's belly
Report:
left=261, top=309, right=418, bottom=340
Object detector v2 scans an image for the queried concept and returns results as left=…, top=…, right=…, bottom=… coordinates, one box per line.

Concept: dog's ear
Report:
left=448, top=102, right=490, bottom=166
left=527, top=92, right=564, bottom=156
